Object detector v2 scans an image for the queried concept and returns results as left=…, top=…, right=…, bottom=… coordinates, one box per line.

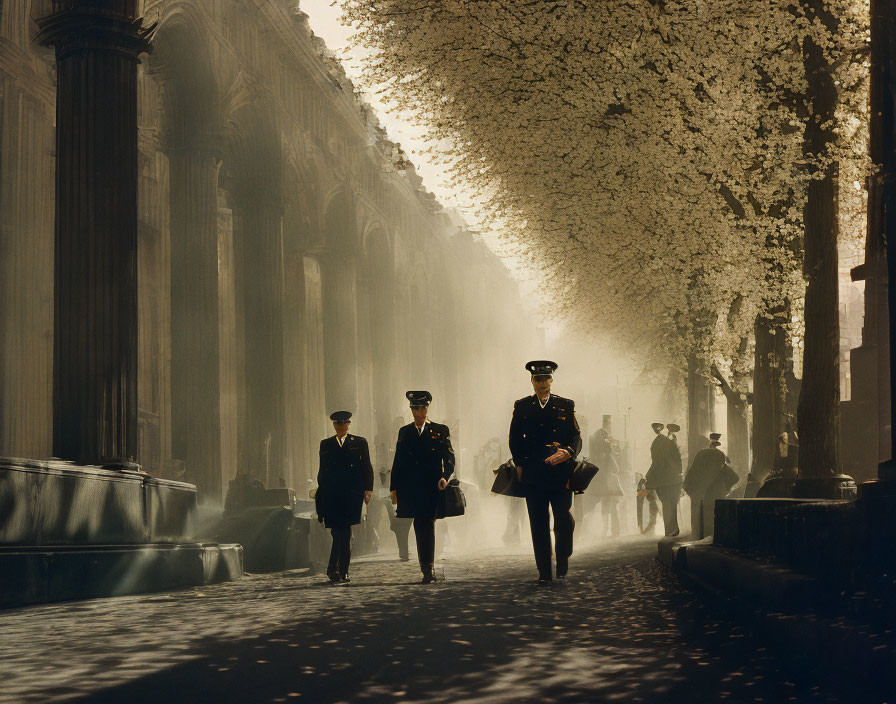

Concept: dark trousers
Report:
left=654, top=486, right=681, bottom=536
left=328, top=526, right=352, bottom=576
left=525, top=489, right=574, bottom=578
left=413, top=517, right=436, bottom=573
left=637, top=492, right=659, bottom=530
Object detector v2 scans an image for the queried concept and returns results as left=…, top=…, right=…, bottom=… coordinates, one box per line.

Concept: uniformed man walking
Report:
left=390, top=391, right=456, bottom=584
left=645, top=422, right=683, bottom=537
left=317, top=411, right=374, bottom=583
left=509, top=361, right=582, bottom=583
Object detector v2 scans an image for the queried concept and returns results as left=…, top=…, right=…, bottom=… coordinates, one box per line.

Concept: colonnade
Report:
left=0, top=0, right=539, bottom=504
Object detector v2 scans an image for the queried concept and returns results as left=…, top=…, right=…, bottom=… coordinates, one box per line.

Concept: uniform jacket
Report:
left=390, top=421, right=455, bottom=519
left=317, top=434, right=374, bottom=528
left=645, top=434, right=683, bottom=489
left=509, top=394, right=582, bottom=492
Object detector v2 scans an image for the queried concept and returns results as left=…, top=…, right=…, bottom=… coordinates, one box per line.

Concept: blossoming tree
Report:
left=340, top=0, right=869, bottom=480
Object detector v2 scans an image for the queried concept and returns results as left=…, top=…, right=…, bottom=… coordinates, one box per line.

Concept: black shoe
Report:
left=421, top=564, right=437, bottom=584
left=327, top=570, right=340, bottom=584
left=399, top=555, right=410, bottom=562
left=536, top=575, right=553, bottom=585
left=556, top=558, right=568, bottom=579
left=338, top=574, right=351, bottom=584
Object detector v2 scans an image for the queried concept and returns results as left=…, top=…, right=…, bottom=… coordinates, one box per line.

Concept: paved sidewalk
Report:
left=0, top=537, right=887, bottom=703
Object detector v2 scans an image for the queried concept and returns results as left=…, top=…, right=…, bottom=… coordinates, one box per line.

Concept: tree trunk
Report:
left=751, top=309, right=788, bottom=479
left=687, top=351, right=715, bottom=464
left=871, top=0, right=896, bottom=481
left=796, top=0, right=841, bottom=480
left=712, top=364, right=750, bottom=478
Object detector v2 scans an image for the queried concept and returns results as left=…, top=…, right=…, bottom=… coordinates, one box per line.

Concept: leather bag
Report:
left=490, top=460, right=525, bottom=498
left=568, top=460, right=599, bottom=494
left=436, top=478, right=466, bottom=518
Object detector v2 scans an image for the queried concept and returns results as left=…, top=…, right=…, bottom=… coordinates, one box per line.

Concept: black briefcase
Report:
left=436, top=478, right=466, bottom=518
left=491, top=460, right=525, bottom=498
left=568, top=460, right=599, bottom=494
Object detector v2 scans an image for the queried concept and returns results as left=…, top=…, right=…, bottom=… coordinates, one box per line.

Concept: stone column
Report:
left=236, top=203, right=286, bottom=488
left=322, top=255, right=359, bottom=413
left=368, top=266, right=398, bottom=449
left=168, top=147, right=224, bottom=500
left=36, top=1, right=151, bottom=468
left=354, top=270, right=375, bottom=438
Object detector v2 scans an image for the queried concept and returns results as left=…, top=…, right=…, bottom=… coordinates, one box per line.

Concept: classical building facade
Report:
left=0, top=0, right=539, bottom=502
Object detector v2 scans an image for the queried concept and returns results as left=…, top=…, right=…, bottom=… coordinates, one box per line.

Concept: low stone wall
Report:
left=0, top=543, right=242, bottom=608
left=713, top=492, right=896, bottom=594
left=0, top=459, right=243, bottom=608
left=0, top=458, right=197, bottom=545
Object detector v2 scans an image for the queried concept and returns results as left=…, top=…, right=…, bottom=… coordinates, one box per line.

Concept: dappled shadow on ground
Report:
left=1, top=538, right=889, bottom=703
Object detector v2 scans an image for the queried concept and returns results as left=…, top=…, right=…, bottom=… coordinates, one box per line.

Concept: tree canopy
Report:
left=340, top=0, right=869, bottom=376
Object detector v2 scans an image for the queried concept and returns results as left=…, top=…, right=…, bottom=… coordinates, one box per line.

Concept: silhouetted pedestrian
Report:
left=683, top=433, right=739, bottom=538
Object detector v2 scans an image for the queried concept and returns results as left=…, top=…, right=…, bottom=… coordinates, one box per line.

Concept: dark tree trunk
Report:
left=752, top=308, right=788, bottom=479
left=713, top=364, right=750, bottom=479
left=687, top=351, right=715, bottom=464
left=796, top=0, right=842, bottom=481
left=871, top=0, right=896, bottom=481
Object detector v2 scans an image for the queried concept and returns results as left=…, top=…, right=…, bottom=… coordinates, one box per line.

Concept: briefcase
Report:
left=568, top=460, right=599, bottom=494
left=491, top=460, right=525, bottom=498
left=436, top=478, right=466, bottom=518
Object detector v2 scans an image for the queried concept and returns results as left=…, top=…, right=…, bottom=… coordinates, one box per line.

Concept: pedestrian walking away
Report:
left=390, top=390, right=456, bottom=584
left=509, top=360, right=582, bottom=583
left=644, top=421, right=683, bottom=537
left=316, top=411, right=374, bottom=583
left=589, top=425, right=623, bottom=538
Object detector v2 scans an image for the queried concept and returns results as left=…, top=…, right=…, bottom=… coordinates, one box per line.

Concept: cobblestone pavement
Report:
left=0, top=537, right=888, bottom=704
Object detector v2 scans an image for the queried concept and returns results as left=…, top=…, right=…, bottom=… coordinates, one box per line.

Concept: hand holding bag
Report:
left=436, top=477, right=466, bottom=518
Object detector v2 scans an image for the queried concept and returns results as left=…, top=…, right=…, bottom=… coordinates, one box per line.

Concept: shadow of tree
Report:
left=53, top=541, right=884, bottom=704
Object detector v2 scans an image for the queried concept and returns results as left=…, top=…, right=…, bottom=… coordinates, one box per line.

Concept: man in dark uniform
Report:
left=317, top=411, right=374, bottom=583
left=646, top=422, right=683, bottom=537
left=390, top=391, right=455, bottom=584
left=684, top=432, right=739, bottom=538
left=509, top=360, right=582, bottom=583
